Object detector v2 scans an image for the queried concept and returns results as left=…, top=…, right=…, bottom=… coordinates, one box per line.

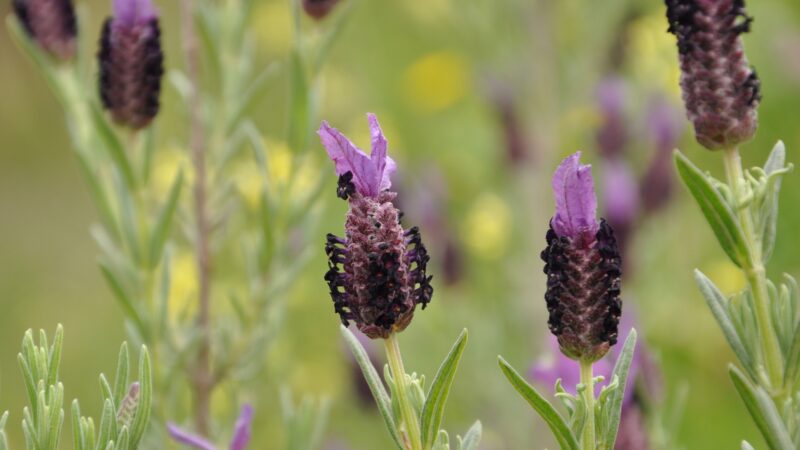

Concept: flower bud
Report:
left=98, top=0, right=164, bottom=129
left=303, top=0, right=340, bottom=20
left=13, top=0, right=77, bottom=60
left=320, top=114, right=433, bottom=339
left=116, top=382, right=140, bottom=428
left=665, top=0, right=760, bottom=150
left=541, top=153, right=622, bottom=362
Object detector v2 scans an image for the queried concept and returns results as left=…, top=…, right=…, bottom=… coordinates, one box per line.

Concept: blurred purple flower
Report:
left=168, top=404, right=254, bottom=450
left=640, top=96, right=683, bottom=214
left=303, top=0, right=340, bottom=19
left=596, top=77, right=629, bottom=158
left=12, top=0, right=77, bottom=59
left=318, top=114, right=397, bottom=199
left=551, top=152, right=599, bottom=240
left=112, top=0, right=156, bottom=27
left=646, top=95, right=684, bottom=154
left=603, top=160, right=639, bottom=257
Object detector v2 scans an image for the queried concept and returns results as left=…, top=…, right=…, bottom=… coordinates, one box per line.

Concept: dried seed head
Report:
left=665, top=0, right=760, bottom=150
left=98, top=0, right=164, bottom=129
left=13, top=0, right=77, bottom=60
left=543, top=153, right=622, bottom=362
left=303, top=0, right=341, bottom=19
left=321, top=116, right=433, bottom=339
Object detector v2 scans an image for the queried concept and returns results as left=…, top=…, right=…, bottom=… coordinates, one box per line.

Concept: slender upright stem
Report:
left=384, top=334, right=422, bottom=450
left=579, top=360, right=596, bottom=450
left=179, top=0, right=213, bottom=435
left=722, top=147, right=784, bottom=391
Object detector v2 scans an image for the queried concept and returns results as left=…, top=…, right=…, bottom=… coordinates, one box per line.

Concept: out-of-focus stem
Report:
left=722, top=147, right=784, bottom=392
left=179, top=0, right=213, bottom=435
left=579, top=360, right=595, bottom=450
left=384, top=334, right=421, bottom=450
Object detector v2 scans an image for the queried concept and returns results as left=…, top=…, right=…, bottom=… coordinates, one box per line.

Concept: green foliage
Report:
left=6, top=327, right=152, bottom=450
left=498, top=329, right=637, bottom=450
left=342, top=327, right=479, bottom=450
left=281, top=390, right=330, bottom=450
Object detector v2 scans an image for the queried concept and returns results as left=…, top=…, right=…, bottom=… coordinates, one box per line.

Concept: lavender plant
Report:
left=7, top=0, right=352, bottom=445
left=0, top=325, right=153, bottom=450
left=320, top=115, right=482, bottom=450
left=498, top=153, right=637, bottom=450
left=665, top=0, right=799, bottom=448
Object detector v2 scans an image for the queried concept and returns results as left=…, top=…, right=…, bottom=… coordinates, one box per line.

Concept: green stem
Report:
left=580, top=360, right=595, bottom=450
left=384, top=334, right=422, bottom=450
left=722, top=147, right=784, bottom=391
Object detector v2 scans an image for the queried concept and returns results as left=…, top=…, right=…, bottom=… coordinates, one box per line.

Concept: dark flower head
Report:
left=665, top=0, right=760, bottom=150
left=542, top=152, right=622, bottom=362
left=13, top=0, right=77, bottom=60
left=98, top=0, right=164, bottom=129
left=320, top=114, right=432, bottom=339
left=303, top=0, right=340, bottom=19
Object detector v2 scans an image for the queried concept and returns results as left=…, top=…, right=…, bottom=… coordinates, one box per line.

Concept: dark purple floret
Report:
left=303, top=0, right=340, bottom=19
left=98, top=0, right=163, bottom=129
left=665, top=0, right=760, bottom=150
left=541, top=220, right=622, bottom=362
left=321, top=115, right=433, bottom=339
left=13, top=0, right=77, bottom=60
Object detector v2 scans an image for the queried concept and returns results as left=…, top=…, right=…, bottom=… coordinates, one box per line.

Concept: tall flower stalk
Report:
left=666, top=0, right=800, bottom=448
left=499, top=152, right=637, bottom=450
left=321, top=114, right=481, bottom=450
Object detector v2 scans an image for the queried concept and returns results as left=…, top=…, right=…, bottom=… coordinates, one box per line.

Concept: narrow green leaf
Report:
left=47, top=325, right=64, bottom=389
left=98, top=264, right=147, bottom=337
left=784, top=322, right=800, bottom=390
left=113, top=343, right=130, bottom=408
left=287, top=50, right=310, bottom=153
left=761, top=141, right=787, bottom=262
left=742, top=441, right=756, bottom=450
left=729, top=365, right=794, bottom=450
left=675, top=150, right=750, bottom=267
left=602, top=329, right=637, bottom=449
left=421, top=329, right=468, bottom=450
left=498, top=356, right=579, bottom=450
left=90, top=104, right=136, bottom=189
left=96, top=399, right=116, bottom=450
left=340, top=326, right=403, bottom=450
left=99, top=375, right=114, bottom=406
left=694, top=270, right=757, bottom=379
left=148, top=169, right=184, bottom=268
left=129, top=347, right=152, bottom=448
left=0, top=411, right=9, bottom=450
left=458, top=421, right=482, bottom=450
left=72, top=400, right=84, bottom=450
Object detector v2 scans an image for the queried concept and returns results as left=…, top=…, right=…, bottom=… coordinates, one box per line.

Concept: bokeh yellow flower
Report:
left=627, top=14, right=681, bottom=99
left=462, top=193, right=512, bottom=260
left=400, top=0, right=452, bottom=24
left=704, top=259, right=747, bottom=294
left=403, top=51, right=470, bottom=113
left=168, top=251, right=198, bottom=320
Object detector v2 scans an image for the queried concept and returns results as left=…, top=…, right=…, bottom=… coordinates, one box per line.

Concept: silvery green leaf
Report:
left=90, top=103, right=137, bottom=190
left=5, top=16, right=65, bottom=104
left=421, top=329, right=468, bottom=450
left=148, top=170, right=184, bottom=268
left=431, top=430, right=449, bottom=450
left=96, top=399, right=116, bottom=449
left=694, top=270, right=758, bottom=380
left=675, top=151, right=751, bottom=267
left=742, top=441, right=756, bottom=450
left=340, top=326, right=403, bottom=450
left=457, top=421, right=482, bottom=450
left=600, top=329, right=637, bottom=450
left=784, top=316, right=800, bottom=391
left=498, top=356, right=579, bottom=450
left=287, top=49, right=311, bottom=153
left=729, top=365, right=793, bottom=450
left=47, top=325, right=63, bottom=389
left=0, top=411, right=8, bottom=450
left=113, top=343, right=130, bottom=408
left=72, top=401, right=85, bottom=450
left=98, top=263, right=147, bottom=339
left=129, top=347, right=152, bottom=448
left=760, top=141, right=790, bottom=263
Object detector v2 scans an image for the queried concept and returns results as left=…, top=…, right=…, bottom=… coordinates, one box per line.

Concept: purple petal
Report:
left=229, top=404, right=254, bottom=450
left=318, top=114, right=396, bottom=198
left=603, top=161, right=639, bottom=228
left=167, top=424, right=217, bottom=450
left=367, top=113, right=396, bottom=192
left=113, top=0, right=157, bottom=26
left=551, top=152, right=599, bottom=239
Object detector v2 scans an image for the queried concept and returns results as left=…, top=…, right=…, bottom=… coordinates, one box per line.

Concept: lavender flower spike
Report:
left=321, top=114, right=432, bottom=339
left=168, top=404, right=254, bottom=450
left=13, top=0, right=77, bottom=60
left=98, top=0, right=164, bottom=129
left=542, top=152, right=622, bottom=362
left=665, top=0, right=760, bottom=150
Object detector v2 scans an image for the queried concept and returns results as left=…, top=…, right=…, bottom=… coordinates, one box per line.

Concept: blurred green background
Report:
left=2, top=0, right=800, bottom=448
